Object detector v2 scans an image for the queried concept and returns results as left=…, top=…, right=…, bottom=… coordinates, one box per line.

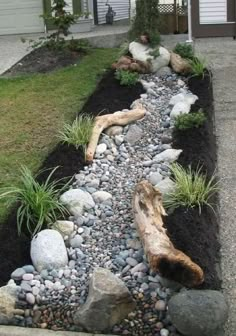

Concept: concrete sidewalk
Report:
left=195, top=37, right=236, bottom=336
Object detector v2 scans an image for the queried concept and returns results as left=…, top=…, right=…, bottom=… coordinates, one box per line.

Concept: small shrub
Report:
left=59, top=115, right=94, bottom=151
left=164, top=164, right=219, bottom=213
left=67, top=38, right=91, bottom=53
left=115, top=69, right=139, bottom=87
left=174, top=43, right=194, bottom=60
left=0, top=166, right=69, bottom=236
left=175, top=111, right=206, bottom=131
left=189, top=56, right=208, bottom=78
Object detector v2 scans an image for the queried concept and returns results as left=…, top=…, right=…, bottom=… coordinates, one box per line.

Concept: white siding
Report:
left=199, top=0, right=227, bottom=24
left=97, top=0, right=129, bottom=24
left=0, top=0, right=44, bottom=35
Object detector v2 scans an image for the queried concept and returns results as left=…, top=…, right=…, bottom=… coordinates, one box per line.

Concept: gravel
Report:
left=10, top=69, right=192, bottom=335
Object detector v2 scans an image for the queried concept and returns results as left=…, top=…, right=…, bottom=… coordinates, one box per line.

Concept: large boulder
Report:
left=129, top=41, right=170, bottom=73
left=0, top=282, right=18, bottom=324
left=31, top=229, right=68, bottom=272
left=168, top=290, right=229, bottom=336
left=74, top=268, right=136, bottom=332
left=60, top=188, right=95, bottom=216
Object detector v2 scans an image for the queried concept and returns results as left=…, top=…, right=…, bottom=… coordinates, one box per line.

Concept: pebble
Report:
left=11, top=268, right=26, bottom=280
left=26, top=293, right=35, bottom=305
left=12, top=71, right=186, bottom=334
left=22, top=273, right=34, bottom=281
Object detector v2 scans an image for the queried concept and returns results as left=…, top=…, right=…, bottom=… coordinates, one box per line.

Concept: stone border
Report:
left=0, top=326, right=116, bottom=336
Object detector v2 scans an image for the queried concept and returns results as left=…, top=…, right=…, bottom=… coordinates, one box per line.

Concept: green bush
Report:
left=0, top=166, right=69, bottom=236
left=174, top=43, right=194, bottom=60
left=189, top=56, right=208, bottom=78
left=115, top=69, right=139, bottom=87
left=59, top=115, right=94, bottom=151
left=129, top=0, right=161, bottom=47
left=164, top=164, right=219, bottom=213
left=175, top=111, right=206, bottom=131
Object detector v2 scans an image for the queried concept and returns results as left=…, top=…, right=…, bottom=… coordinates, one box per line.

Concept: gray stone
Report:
left=92, top=191, right=112, bottom=203
left=126, top=257, right=138, bottom=267
left=153, top=149, right=182, bottom=163
left=26, top=293, right=35, bottom=305
left=114, top=135, right=124, bottom=146
left=11, top=268, right=26, bottom=281
left=156, top=66, right=172, bottom=77
left=168, top=290, right=229, bottom=336
left=125, top=125, right=143, bottom=145
left=52, top=220, right=74, bottom=237
left=20, top=282, right=32, bottom=293
left=160, top=328, right=169, bottom=336
left=149, top=172, right=163, bottom=186
left=30, top=229, right=68, bottom=272
left=105, top=126, right=123, bottom=137
left=155, top=177, right=176, bottom=196
left=22, top=265, right=35, bottom=273
left=70, top=234, right=84, bottom=248
left=60, top=188, right=95, bottom=216
left=74, top=268, right=135, bottom=332
left=96, top=143, right=107, bottom=155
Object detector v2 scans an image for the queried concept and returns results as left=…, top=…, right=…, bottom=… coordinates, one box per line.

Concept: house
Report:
left=0, top=0, right=130, bottom=36
left=191, top=0, right=235, bottom=38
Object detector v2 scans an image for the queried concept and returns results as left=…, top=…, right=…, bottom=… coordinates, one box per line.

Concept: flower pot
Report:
left=70, top=18, right=93, bottom=33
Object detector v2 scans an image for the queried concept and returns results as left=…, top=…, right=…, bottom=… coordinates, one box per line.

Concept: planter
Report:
left=70, top=18, right=93, bottom=33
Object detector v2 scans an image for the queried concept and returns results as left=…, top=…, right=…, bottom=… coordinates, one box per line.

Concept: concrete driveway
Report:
left=0, top=34, right=44, bottom=74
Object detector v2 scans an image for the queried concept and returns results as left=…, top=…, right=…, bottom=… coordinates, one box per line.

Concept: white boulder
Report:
left=169, top=93, right=198, bottom=106
left=92, top=191, right=112, bottom=203
left=60, top=188, right=95, bottom=216
left=129, top=42, right=170, bottom=73
left=31, top=229, right=68, bottom=272
left=170, top=102, right=191, bottom=119
left=96, top=143, right=107, bottom=155
left=153, top=149, right=182, bottom=163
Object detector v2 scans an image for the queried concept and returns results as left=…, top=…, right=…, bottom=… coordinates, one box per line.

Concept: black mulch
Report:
left=163, top=72, right=221, bottom=290
left=0, top=70, right=144, bottom=286
left=3, top=46, right=82, bottom=76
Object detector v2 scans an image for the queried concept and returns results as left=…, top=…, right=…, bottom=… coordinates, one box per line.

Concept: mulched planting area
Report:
left=3, top=46, right=83, bottom=76
left=0, top=70, right=144, bottom=286
left=164, top=72, right=221, bottom=290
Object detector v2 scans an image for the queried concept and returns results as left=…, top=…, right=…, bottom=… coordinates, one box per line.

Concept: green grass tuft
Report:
left=0, top=166, right=70, bottom=236
left=59, top=114, right=94, bottom=151
left=164, top=163, right=219, bottom=213
left=174, top=111, right=206, bottom=131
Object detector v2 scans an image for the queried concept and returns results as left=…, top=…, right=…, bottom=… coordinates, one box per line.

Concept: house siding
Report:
left=96, top=0, right=130, bottom=24
left=192, top=0, right=235, bottom=37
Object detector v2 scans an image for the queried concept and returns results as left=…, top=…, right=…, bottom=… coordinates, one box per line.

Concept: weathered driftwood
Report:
left=132, top=180, right=204, bottom=287
left=86, top=105, right=146, bottom=162
left=170, top=52, right=192, bottom=75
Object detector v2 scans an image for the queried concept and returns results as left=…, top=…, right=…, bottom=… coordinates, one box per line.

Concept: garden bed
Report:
left=164, top=72, right=221, bottom=290
left=4, top=45, right=83, bottom=76
left=0, top=70, right=144, bottom=286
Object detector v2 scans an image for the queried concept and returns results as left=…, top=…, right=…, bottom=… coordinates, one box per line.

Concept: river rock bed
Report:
left=9, top=70, right=196, bottom=335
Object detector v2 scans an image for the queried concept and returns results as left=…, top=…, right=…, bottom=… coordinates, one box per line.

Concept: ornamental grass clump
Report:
left=175, top=111, right=206, bottom=131
left=164, top=164, right=219, bottom=213
left=59, top=114, right=94, bottom=151
left=0, top=166, right=69, bottom=236
left=189, top=56, right=208, bottom=78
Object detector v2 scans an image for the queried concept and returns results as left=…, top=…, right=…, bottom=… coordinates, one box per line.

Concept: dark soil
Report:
left=0, top=70, right=144, bottom=286
left=163, top=72, right=221, bottom=289
left=3, top=46, right=82, bottom=76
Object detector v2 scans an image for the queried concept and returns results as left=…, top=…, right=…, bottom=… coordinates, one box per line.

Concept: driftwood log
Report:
left=86, top=105, right=146, bottom=162
left=132, top=180, right=204, bottom=287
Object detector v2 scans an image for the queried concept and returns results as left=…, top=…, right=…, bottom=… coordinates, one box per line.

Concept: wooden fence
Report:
left=158, top=3, right=188, bottom=34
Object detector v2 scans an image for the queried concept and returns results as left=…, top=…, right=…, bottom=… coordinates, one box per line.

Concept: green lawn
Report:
left=0, top=48, right=119, bottom=221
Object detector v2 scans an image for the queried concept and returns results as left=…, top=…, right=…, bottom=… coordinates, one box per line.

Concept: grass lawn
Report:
left=0, top=48, right=119, bottom=222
